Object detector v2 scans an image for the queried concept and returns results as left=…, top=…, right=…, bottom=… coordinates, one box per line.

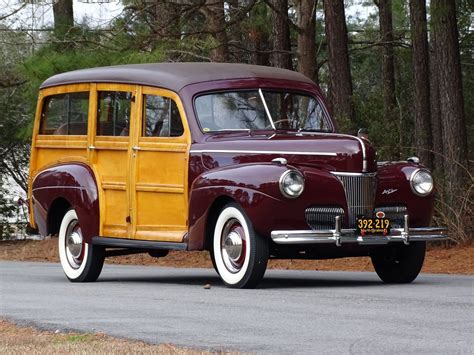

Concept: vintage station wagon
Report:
left=28, top=63, right=447, bottom=288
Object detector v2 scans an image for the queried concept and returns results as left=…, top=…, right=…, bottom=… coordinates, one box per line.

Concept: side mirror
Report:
left=357, top=128, right=369, bottom=140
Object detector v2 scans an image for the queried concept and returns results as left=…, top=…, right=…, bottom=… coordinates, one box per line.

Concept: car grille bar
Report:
left=305, top=206, right=345, bottom=230
left=332, top=173, right=377, bottom=227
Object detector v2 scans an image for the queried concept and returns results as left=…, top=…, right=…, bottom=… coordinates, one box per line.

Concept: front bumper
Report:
left=271, top=215, right=448, bottom=246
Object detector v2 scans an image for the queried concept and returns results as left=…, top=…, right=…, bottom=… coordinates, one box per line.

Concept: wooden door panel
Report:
left=90, top=84, right=136, bottom=239
left=131, top=87, right=190, bottom=242
left=95, top=146, right=129, bottom=237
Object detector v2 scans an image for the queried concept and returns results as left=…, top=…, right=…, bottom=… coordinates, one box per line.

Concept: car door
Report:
left=129, top=86, right=191, bottom=242
left=88, top=83, right=136, bottom=238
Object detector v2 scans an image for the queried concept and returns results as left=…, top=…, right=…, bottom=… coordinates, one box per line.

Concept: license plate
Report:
left=356, top=218, right=391, bottom=235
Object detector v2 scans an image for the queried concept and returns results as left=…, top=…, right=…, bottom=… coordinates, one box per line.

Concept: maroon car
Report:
left=29, top=63, right=447, bottom=288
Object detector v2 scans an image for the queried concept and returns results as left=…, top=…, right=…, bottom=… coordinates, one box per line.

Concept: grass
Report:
left=0, top=319, right=215, bottom=354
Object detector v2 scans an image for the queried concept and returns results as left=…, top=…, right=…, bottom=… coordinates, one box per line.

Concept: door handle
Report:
left=132, top=146, right=141, bottom=151
left=88, top=145, right=95, bottom=150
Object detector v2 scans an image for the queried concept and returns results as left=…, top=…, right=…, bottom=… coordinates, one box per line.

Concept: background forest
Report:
left=0, top=0, right=472, bottom=241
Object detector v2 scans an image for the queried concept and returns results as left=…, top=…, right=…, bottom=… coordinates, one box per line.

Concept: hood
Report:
left=192, top=132, right=377, bottom=173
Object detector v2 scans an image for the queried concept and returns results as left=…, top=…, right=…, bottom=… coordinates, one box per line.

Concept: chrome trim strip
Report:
left=354, top=136, right=368, bottom=172
left=258, top=88, right=276, bottom=130
left=32, top=186, right=83, bottom=192
left=190, top=149, right=337, bottom=156
left=330, top=172, right=377, bottom=177
left=297, top=131, right=368, bottom=172
left=271, top=227, right=448, bottom=245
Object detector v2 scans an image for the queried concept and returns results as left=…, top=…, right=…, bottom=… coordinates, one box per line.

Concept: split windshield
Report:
left=194, top=90, right=331, bottom=133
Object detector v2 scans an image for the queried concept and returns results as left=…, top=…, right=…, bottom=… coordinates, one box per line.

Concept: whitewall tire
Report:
left=212, top=203, right=268, bottom=288
left=58, top=209, right=104, bottom=282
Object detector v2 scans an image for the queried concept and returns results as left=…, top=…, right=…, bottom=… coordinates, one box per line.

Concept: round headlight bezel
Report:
left=279, top=169, right=305, bottom=199
left=410, top=168, right=434, bottom=196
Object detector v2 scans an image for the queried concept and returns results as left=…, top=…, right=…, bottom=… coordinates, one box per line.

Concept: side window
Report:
left=143, top=95, right=184, bottom=137
left=39, top=92, right=89, bottom=135
left=97, top=91, right=132, bottom=136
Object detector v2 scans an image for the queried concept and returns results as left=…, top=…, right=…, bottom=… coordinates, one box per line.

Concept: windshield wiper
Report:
left=217, top=128, right=251, bottom=132
left=258, top=88, right=276, bottom=130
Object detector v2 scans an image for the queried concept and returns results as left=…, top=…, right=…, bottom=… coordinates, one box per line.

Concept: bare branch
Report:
left=0, top=3, right=27, bottom=21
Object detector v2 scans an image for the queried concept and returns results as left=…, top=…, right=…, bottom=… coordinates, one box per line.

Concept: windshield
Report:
left=194, top=90, right=331, bottom=133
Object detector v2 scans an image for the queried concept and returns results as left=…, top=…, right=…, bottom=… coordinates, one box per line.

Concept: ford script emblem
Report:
left=375, top=211, right=386, bottom=218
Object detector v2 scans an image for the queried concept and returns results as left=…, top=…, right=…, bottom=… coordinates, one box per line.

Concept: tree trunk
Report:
left=377, top=0, right=397, bottom=136
left=53, top=0, right=74, bottom=38
left=227, top=0, right=241, bottom=46
left=429, top=42, right=443, bottom=172
left=268, top=0, right=292, bottom=70
left=431, top=0, right=469, bottom=204
left=247, top=2, right=270, bottom=66
left=323, top=0, right=354, bottom=126
left=153, top=1, right=181, bottom=40
left=295, top=0, right=317, bottom=82
left=203, top=0, right=229, bottom=62
left=409, top=0, right=433, bottom=168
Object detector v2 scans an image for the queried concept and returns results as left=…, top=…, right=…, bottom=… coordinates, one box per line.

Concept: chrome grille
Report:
left=333, top=173, right=377, bottom=227
left=374, top=205, right=407, bottom=228
left=305, top=206, right=345, bottom=230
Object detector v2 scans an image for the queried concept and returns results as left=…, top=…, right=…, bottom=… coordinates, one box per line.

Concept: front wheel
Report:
left=212, top=203, right=268, bottom=288
left=371, top=242, right=426, bottom=283
left=58, top=209, right=105, bottom=282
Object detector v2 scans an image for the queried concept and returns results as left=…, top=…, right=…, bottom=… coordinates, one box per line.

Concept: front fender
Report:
left=31, top=162, right=99, bottom=243
left=376, top=162, right=435, bottom=226
left=187, top=163, right=288, bottom=250
left=187, top=163, right=347, bottom=250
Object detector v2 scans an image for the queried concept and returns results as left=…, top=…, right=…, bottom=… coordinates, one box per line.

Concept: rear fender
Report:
left=31, top=162, right=99, bottom=243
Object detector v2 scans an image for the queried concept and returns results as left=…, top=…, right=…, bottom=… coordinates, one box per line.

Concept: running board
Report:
left=91, top=237, right=187, bottom=251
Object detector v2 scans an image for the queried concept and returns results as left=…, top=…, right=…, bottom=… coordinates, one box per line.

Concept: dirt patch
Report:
left=1, top=238, right=472, bottom=274
left=0, top=319, right=208, bottom=354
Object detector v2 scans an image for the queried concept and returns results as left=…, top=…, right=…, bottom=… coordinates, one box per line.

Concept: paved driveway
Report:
left=0, top=261, right=472, bottom=353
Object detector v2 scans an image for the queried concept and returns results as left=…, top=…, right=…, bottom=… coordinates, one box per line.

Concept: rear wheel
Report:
left=371, top=242, right=426, bottom=283
left=212, top=203, right=268, bottom=288
left=58, top=209, right=105, bottom=282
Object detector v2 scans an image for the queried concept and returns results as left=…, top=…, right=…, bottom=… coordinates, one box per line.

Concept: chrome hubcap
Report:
left=67, top=231, right=83, bottom=259
left=221, top=218, right=246, bottom=273
left=224, top=231, right=243, bottom=260
left=65, top=220, right=83, bottom=269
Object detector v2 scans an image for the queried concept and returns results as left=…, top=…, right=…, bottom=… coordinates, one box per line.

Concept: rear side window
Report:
left=39, top=92, right=89, bottom=135
left=143, top=95, right=184, bottom=137
left=97, top=91, right=132, bottom=136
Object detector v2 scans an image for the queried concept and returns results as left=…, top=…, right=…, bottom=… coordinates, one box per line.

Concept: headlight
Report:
left=279, top=170, right=305, bottom=198
left=410, top=169, right=433, bottom=196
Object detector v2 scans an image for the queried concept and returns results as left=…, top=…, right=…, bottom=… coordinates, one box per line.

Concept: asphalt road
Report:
left=0, top=261, right=472, bottom=354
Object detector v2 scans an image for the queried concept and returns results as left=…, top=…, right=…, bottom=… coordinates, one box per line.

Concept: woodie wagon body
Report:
left=28, top=63, right=447, bottom=288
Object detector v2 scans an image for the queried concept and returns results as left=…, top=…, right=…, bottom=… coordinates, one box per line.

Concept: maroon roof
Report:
left=40, top=63, right=314, bottom=91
